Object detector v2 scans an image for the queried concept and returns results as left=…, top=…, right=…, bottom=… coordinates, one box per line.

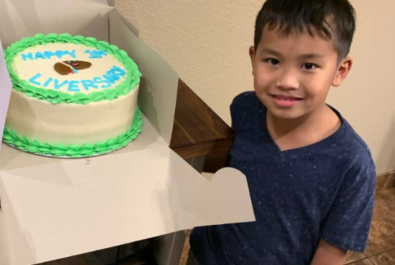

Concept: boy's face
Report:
left=249, top=26, right=352, bottom=120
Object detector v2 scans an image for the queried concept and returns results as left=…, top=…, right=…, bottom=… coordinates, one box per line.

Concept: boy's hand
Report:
left=311, top=239, right=347, bottom=265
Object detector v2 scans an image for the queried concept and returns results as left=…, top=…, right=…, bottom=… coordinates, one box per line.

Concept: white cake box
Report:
left=0, top=1, right=254, bottom=265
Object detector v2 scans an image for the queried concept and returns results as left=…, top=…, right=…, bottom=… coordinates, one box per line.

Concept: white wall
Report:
left=115, top=0, right=395, bottom=175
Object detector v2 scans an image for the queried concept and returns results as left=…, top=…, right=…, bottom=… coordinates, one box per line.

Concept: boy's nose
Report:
left=275, top=68, right=299, bottom=90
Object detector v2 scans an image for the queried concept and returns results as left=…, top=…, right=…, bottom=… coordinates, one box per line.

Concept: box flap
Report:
left=0, top=0, right=113, bottom=48
left=112, top=9, right=140, bottom=37
left=0, top=118, right=253, bottom=264
left=0, top=180, right=11, bottom=265
left=170, top=153, right=255, bottom=228
left=0, top=113, right=178, bottom=264
left=109, top=11, right=177, bottom=145
left=0, top=39, right=12, bottom=156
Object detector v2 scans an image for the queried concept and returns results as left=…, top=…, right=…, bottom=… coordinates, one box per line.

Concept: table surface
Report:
left=169, top=79, right=235, bottom=159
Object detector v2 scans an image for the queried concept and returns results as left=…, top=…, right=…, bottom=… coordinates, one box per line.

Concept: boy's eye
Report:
left=302, top=63, right=317, bottom=70
left=265, top=58, right=280, bottom=66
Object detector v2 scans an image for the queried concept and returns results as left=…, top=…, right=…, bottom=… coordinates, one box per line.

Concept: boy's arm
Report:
left=311, top=239, right=347, bottom=265
left=316, top=156, right=375, bottom=259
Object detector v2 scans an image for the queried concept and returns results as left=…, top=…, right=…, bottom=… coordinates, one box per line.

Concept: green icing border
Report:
left=2, top=109, right=143, bottom=158
left=4, top=33, right=141, bottom=105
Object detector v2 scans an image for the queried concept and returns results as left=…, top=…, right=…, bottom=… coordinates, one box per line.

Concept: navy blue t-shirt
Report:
left=190, top=91, right=376, bottom=265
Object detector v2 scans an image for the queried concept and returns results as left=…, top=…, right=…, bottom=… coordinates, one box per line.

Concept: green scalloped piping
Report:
left=4, top=33, right=141, bottom=105
left=2, top=109, right=143, bottom=158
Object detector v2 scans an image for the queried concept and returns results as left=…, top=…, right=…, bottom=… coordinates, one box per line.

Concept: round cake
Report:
left=2, top=33, right=142, bottom=158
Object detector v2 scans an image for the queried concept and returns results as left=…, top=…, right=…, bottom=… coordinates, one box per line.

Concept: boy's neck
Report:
left=266, top=105, right=341, bottom=151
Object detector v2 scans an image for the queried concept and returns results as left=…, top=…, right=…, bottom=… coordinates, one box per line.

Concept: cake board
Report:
left=0, top=1, right=255, bottom=265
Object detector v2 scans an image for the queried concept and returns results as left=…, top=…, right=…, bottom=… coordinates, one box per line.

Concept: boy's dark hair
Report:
left=254, top=0, right=356, bottom=61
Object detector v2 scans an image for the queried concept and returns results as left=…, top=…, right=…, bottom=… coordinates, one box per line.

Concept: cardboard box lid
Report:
left=0, top=1, right=254, bottom=264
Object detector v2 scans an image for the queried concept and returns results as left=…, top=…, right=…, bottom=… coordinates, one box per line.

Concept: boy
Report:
left=187, top=0, right=376, bottom=264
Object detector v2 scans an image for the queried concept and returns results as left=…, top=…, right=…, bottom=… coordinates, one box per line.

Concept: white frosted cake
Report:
left=3, top=33, right=142, bottom=157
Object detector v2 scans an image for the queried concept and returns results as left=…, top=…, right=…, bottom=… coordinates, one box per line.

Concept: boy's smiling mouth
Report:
left=271, top=94, right=304, bottom=107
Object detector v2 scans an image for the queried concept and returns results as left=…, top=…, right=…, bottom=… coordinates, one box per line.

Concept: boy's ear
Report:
left=332, top=56, right=353, bottom=87
left=249, top=46, right=256, bottom=75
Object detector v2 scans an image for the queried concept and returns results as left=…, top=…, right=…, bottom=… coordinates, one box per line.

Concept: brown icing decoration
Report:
left=54, top=60, right=92, bottom=75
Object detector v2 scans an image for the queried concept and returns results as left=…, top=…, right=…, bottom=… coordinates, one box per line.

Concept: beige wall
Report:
left=115, top=0, right=395, bottom=175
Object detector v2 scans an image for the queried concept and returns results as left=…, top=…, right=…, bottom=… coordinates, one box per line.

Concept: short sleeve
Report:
left=230, top=99, right=238, bottom=131
left=230, top=91, right=257, bottom=132
left=320, top=159, right=376, bottom=252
